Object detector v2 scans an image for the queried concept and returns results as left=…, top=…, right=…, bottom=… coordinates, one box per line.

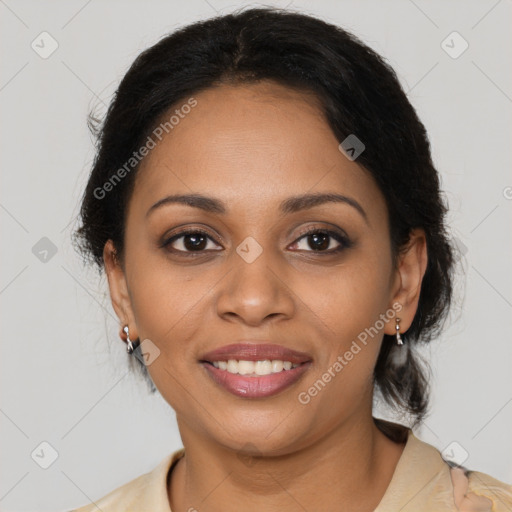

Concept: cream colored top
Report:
left=71, top=429, right=512, bottom=511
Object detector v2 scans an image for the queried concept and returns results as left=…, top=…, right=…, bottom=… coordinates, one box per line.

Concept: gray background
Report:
left=1, top=0, right=511, bottom=510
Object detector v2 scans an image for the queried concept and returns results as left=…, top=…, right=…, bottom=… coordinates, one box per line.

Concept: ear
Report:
left=103, top=239, right=139, bottom=340
left=385, top=228, right=428, bottom=335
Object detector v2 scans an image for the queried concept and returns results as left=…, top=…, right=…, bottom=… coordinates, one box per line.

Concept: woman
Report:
left=70, top=7, right=511, bottom=511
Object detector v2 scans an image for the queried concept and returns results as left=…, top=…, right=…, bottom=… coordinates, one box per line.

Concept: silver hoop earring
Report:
left=123, top=325, right=137, bottom=354
left=395, top=318, right=403, bottom=345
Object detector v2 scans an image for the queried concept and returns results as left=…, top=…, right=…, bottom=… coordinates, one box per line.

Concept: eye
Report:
left=161, top=225, right=352, bottom=256
left=290, top=227, right=351, bottom=254
left=161, top=228, right=222, bottom=254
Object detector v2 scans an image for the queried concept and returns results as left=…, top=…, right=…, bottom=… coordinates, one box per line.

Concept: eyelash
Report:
left=161, top=226, right=352, bottom=256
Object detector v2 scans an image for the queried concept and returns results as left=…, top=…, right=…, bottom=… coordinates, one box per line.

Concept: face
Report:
left=104, top=81, right=426, bottom=455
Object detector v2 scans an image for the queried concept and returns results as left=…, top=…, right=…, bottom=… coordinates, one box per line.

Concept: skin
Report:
left=104, top=81, right=428, bottom=512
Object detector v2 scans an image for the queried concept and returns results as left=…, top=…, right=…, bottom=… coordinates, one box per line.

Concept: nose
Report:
left=215, top=249, right=295, bottom=327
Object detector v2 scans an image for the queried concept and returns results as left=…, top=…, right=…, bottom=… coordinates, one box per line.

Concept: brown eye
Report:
left=291, top=228, right=351, bottom=253
left=162, top=229, right=222, bottom=254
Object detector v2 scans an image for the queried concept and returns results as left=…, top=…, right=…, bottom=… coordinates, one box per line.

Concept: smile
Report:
left=201, top=360, right=312, bottom=398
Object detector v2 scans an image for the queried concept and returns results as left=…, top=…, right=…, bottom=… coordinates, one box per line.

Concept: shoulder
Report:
left=69, top=448, right=184, bottom=512
left=451, top=466, right=512, bottom=512
left=376, top=426, right=512, bottom=512
left=409, top=432, right=512, bottom=511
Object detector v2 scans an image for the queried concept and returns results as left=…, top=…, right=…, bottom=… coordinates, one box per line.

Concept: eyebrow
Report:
left=146, top=192, right=368, bottom=223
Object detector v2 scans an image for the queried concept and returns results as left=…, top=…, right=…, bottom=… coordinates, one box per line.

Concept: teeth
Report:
left=210, top=359, right=299, bottom=376
left=238, top=360, right=254, bottom=375
left=255, top=360, right=272, bottom=375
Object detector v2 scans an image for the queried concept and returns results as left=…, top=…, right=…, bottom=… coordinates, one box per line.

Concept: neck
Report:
left=168, top=416, right=407, bottom=512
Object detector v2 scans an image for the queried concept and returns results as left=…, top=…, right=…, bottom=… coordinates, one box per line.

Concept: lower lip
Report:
left=201, top=361, right=312, bottom=398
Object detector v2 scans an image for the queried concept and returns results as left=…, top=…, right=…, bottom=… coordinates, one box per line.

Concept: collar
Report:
left=127, top=427, right=451, bottom=512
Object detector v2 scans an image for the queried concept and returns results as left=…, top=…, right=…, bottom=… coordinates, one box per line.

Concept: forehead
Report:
left=131, top=81, right=385, bottom=221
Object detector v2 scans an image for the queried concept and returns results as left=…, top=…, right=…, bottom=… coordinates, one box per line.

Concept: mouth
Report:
left=199, top=343, right=313, bottom=398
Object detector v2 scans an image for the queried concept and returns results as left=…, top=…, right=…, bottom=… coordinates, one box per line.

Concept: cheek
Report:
left=298, top=249, right=392, bottom=341
left=123, top=213, right=213, bottom=342
left=125, top=257, right=214, bottom=411
left=294, top=245, right=393, bottom=392
left=127, top=257, right=214, bottom=352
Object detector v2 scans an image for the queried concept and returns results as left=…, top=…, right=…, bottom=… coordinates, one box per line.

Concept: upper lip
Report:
left=200, top=343, right=312, bottom=364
